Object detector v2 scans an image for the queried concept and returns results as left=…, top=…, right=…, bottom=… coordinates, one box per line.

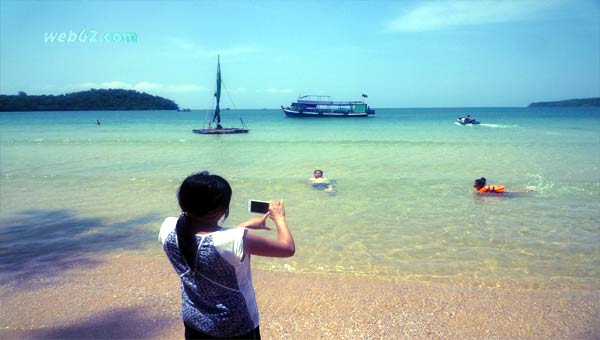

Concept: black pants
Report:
left=184, top=324, right=261, bottom=340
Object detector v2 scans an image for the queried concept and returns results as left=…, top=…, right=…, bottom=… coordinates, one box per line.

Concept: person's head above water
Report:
left=178, top=171, right=232, bottom=220
left=313, top=169, right=324, bottom=178
left=473, top=177, right=486, bottom=189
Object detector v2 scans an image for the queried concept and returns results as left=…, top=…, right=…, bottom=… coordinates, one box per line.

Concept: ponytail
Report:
left=175, top=214, right=197, bottom=268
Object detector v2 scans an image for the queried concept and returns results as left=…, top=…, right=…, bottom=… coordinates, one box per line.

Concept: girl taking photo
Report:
left=159, top=171, right=295, bottom=339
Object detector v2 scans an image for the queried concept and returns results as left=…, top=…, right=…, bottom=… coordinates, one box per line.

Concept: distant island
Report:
left=0, top=89, right=179, bottom=111
left=528, top=97, right=600, bottom=107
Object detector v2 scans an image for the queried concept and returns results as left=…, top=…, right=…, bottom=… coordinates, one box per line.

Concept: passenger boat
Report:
left=281, top=95, right=375, bottom=117
left=193, top=55, right=249, bottom=135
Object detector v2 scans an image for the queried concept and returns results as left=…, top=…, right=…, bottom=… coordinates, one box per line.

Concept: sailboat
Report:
left=193, top=55, right=249, bottom=134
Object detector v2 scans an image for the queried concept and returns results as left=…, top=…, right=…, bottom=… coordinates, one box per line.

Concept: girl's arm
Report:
left=237, top=213, right=271, bottom=230
left=243, top=200, right=295, bottom=258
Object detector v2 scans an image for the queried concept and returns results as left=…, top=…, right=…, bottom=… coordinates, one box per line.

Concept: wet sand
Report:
left=1, top=252, right=598, bottom=340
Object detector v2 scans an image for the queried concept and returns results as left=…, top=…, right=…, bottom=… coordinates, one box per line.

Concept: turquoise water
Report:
left=1, top=107, right=599, bottom=289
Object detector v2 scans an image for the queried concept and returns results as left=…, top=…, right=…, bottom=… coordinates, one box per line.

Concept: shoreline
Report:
left=1, top=252, right=598, bottom=339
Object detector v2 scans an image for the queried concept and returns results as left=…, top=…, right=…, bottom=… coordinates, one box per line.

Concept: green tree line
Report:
left=528, top=97, right=600, bottom=107
left=0, top=89, right=179, bottom=111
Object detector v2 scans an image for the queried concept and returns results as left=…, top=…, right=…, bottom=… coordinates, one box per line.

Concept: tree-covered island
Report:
left=0, top=89, right=179, bottom=111
left=528, top=97, right=600, bottom=107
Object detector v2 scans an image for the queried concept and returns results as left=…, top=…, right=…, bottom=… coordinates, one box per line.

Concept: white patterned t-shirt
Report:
left=159, top=217, right=259, bottom=337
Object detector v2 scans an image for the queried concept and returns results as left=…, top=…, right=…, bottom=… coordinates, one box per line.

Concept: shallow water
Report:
left=1, top=107, right=598, bottom=289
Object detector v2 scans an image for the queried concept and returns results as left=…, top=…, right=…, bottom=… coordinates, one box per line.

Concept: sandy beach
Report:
left=0, top=251, right=598, bottom=340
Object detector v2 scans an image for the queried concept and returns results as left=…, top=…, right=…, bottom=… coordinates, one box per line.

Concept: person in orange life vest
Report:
left=473, top=177, right=505, bottom=193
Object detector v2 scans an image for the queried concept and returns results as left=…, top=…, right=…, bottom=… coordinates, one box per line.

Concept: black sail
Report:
left=213, top=55, right=222, bottom=128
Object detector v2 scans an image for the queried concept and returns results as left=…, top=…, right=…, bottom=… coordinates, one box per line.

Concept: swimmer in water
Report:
left=310, top=169, right=335, bottom=193
left=473, top=177, right=533, bottom=194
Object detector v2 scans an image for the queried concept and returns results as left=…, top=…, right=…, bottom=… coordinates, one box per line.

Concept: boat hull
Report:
left=193, top=128, right=249, bottom=134
left=282, top=107, right=372, bottom=118
left=456, top=119, right=480, bottom=125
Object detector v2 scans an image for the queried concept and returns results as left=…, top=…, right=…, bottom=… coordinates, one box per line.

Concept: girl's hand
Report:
left=269, top=199, right=286, bottom=222
left=238, top=213, right=271, bottom=230
left=244, top=199, right=294, bottom=258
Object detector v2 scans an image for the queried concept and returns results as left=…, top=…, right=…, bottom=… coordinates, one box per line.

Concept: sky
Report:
left=1, top=0, right=599, bottom=109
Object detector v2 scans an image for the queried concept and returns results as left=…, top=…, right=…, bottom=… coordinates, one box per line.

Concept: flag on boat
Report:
left=362, top=94, right=368, bottom=98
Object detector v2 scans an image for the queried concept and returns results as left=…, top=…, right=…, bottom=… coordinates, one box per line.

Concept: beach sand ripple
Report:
left=0, top=252, right=598, bottom=339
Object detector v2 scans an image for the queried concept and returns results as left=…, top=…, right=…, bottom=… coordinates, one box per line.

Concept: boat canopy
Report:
left=295, top=95, right=365, bottom=106
left=296, top=99, right=365, bottom=105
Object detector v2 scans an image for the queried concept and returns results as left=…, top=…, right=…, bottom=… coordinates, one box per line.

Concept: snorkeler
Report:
left=473, top=177, right=533, bottom=194
left=473, top=177, right=504, bottom=193
left=310, top=169, right=335, bottom=193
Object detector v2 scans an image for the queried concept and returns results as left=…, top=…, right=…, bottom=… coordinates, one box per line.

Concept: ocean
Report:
left=1, top=107, right=598, bottom=290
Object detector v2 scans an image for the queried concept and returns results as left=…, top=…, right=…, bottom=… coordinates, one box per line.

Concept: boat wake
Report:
left=453, top=122, right=475, bottom=127
left=454, top=122, right=519, bottom=128
left=526, top=174, right=553, bottom=193
left=479, top=123, right=519, bottom=128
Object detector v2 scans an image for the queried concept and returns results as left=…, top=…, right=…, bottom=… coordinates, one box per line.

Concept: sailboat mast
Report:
left=213, top=55, right=222, bottom=128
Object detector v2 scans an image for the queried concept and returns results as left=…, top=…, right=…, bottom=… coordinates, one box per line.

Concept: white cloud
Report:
left=166, top=37, right=259, bottom=57
left=133, top=81, right=162, bottom=92
left=163, top=84, right=206, bottom=92
left=265, top=87, right=294, bottom=94
left=215, top=46, right=259, bottom=57
left=169, top=37, right=196, bottom=50
left=385, top=0, right=564, bottom=33
left=77, top=82, right=101, bottom=89
left=71, top=81, right=207, bottom=93
left=100, top=81, right=132, bottom=89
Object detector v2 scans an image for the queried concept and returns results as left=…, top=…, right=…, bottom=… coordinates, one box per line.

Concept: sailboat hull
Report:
left=193, top=128, right=249, bottom=134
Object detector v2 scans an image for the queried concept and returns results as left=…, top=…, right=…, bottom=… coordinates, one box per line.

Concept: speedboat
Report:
left=457, top=116, right=480, bottom=125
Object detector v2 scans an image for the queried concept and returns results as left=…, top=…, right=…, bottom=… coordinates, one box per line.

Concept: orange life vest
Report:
left=478, top=184, right=505, bottom=193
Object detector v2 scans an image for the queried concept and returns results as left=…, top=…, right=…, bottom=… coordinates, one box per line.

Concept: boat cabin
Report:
left=282, top=95, right=375, bottom=117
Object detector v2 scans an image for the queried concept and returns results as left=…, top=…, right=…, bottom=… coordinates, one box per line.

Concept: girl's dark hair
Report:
left=175, top=171, right=232, bottom=267
left=474, top=177, right=487, bottom=187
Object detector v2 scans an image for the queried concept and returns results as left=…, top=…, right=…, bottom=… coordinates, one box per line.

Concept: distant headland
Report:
left=0, top=89, right=179, bottom=111
left=528, top=97, right=600, bottom=107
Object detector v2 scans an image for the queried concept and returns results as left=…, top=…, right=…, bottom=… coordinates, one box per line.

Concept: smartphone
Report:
left=248, top=200, right=269, bottom=214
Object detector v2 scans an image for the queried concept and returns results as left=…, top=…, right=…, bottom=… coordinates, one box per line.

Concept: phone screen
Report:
left=249, top=200, right=269, bottom=214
